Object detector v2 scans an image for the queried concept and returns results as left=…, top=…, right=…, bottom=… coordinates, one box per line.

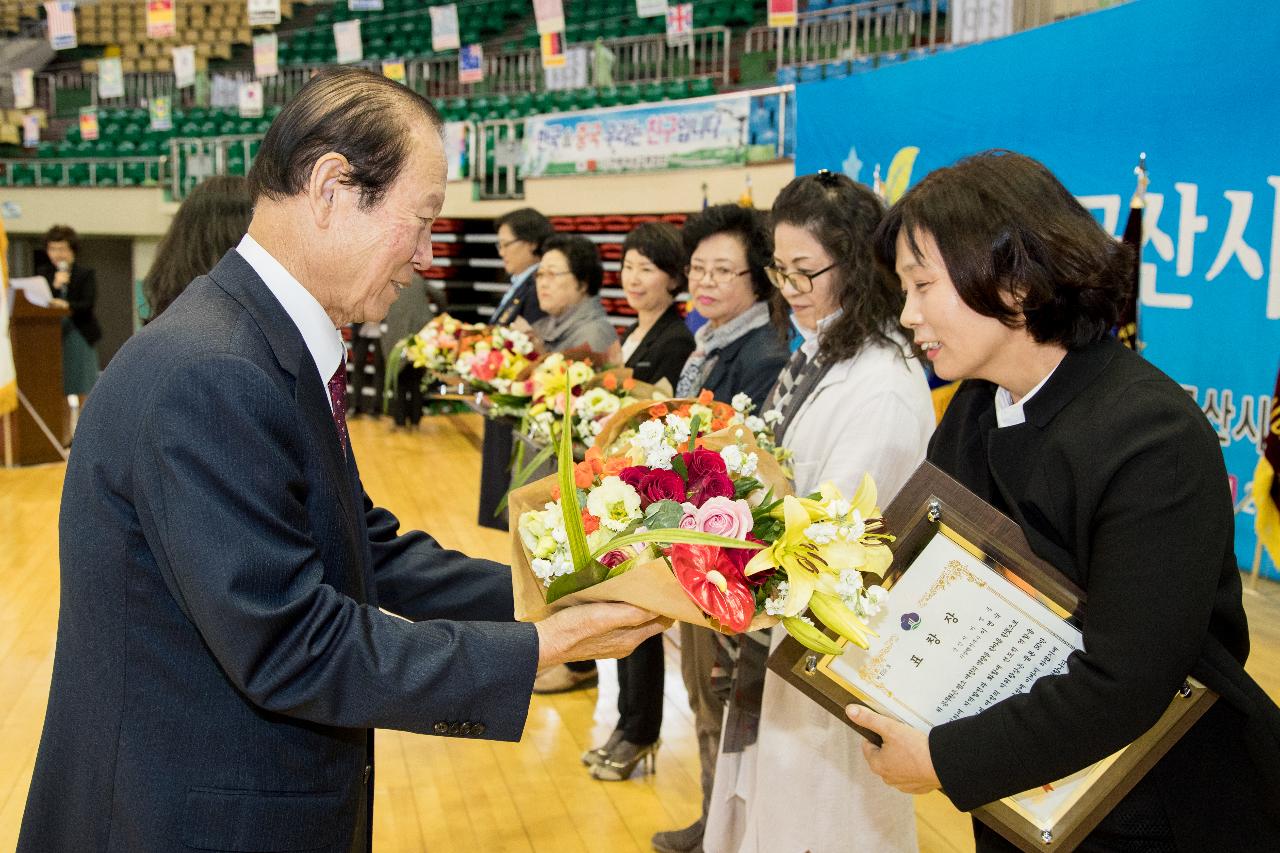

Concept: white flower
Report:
left=719, top=444, right=743, bottom=472
left=586, top=476, right=642, bottom=532
left=762, top=409, right=784, bottom=425
left=837, top=509, right=866, bottom=542
left=731, top=392, right=753, bottom=413
left=531, top=558, right=557, bottom=581
left=738, top=451, right=758, bottom=478
left=824, top=497, right=852, bottom=519
left=854, top=584, right=889, bottom=619
left=666, top=414, right=692, bottom=446
left=744, top=415, right=765, bottom=434
left=834, top=569, right=864, bottom=608
left=764, top=580, right=790, bottom=616
left=804, top=521, right=838, bottom=544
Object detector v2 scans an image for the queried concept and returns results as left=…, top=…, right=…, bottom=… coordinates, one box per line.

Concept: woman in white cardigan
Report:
left=704, top=171, right=935, bottom=853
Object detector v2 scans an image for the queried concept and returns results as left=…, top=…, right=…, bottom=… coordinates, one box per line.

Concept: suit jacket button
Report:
left=447, top=722, right=461, bottom=735
left=460, top=722, right=473, bottom=735
left=363, top=765, right=371, bottom=784
left=433, top=722, right=448, bottom=734
left=472, top=723, right=486, bottom=736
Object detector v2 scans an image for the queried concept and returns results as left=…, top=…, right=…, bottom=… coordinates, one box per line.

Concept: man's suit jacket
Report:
left=36, top=261, right=101, bottom=345
left=926, top=340, right=1280, bottom=852
left=19, top=250, right=539, bottom=853
left=491, top=268, right=546, bottom=326
left=625, top=303, right=695, bottom=387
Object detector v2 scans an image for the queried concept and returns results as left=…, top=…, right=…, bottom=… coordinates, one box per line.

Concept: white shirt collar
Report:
left=994, top=366, right=1057, bottom=428
left=511, top=262, right=538, bottom=287
left=236, top=234, right=345, bottom=409
left=794, top=308, right=843, bottom=359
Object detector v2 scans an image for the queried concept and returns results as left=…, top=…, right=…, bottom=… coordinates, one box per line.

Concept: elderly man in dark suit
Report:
left=18, top=67, right=664, bottom=853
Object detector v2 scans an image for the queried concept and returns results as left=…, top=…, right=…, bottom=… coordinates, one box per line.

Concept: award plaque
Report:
left=768, top=462, right=1217, bottom=852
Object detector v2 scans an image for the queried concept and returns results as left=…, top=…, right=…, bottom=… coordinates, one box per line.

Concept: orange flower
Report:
left=601, top=455, right=630, bottom=477
left=574, top=460, right=596, bottom=489
left=710, top=418, right=727, bottom=431
left=674, top=404, right=692, bottom=418
left=649, top=403, right=670, bottom=418
left=603, top=373, right=618, bottom=391
left=697, top=389, right=714, bottom=405
left=581, top=508, right=601, bottom=535
left=712, top=402, right=734, bottom=420
left=550, top=484, right=561, bottom=500
left=622, top=377, right=636, bottom=391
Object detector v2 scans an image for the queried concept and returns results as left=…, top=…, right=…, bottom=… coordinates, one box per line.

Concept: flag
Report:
left=666, top=3, right=692, bottom=43
left=22, top=115, right=40, bottom=148
left=44, top=1, right=77, bottom=50
left=253, top=33, right=279, bottom=78
left=147, top=0, right=176, bottom=39
left=238, top=81, right=263, bottom=118
left=1117, top=153, right=1147, bottom=351
left=348, top=0, right=383, bottom=10
left=1254, top=365, right=1280, bottom=567
left=149, top=96, right=173, bottom=131
left=381, top=58, right=406, bottom=84
left=738, top=174, right=753, bottom=208
left=540, top=31, right=566, bottom=70
left=767, top=0, right=798, bottom=28
left=459, top=44, right=484, bottom=84
left=430, top=4, right=460, bottom=51
left=98, top=57, right=125, bottom=99
left=12, top=69, right=34, bottom=109
left=636, top=0, right=667, bottom=18
left=247, top=0, right=281, bottom=27
left=79, top=106, right=99, bottom=142
left=334, top=20, right=363, bottom=63
left=533, top=0, right=565, bottom=36
left=172, top=45, right=197, bottom=88
left=0, top=217, right=16, bottom=417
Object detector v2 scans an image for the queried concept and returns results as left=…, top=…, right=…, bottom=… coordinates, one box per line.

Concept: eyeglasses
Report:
left=765, top=262, right=838, bottom=294
left=534, top=269, right=574, bottom=282
left=496, top=238, right=526, bottom=252
left=685, top=265, right=750, bottom=285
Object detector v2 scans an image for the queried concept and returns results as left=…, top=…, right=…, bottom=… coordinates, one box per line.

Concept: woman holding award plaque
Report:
left=851, top=150, right=1280, bottom=851
left=702, top=171, right=934, bottom=853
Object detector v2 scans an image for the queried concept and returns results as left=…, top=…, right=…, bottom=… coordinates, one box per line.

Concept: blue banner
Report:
left=795, top=0, right=1280, bottom=578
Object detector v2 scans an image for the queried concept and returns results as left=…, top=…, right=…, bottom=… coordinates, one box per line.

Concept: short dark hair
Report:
left=44, top=224, right=79, bottom=253
left=145, top=176, right=253, bottom=320
left=622, top=221, right=686, bottom=294
left=541, top=233, right=603, bottom=296
left=771, top=171, right=899, bottom=363
left=873, top=150, right=1132, bottom=348
left=681, top=204, right=774, bottom=303
left=495, top=208, right=554, bottom=254
left=247, top=66, right=442, bottom=209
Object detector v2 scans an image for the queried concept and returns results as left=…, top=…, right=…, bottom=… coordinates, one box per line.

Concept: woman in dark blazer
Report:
left=37, top=224, right=101, bottom=400
left=576, top=223, right=696, bottom=782
left=853, top=151, right=1280, bottom=852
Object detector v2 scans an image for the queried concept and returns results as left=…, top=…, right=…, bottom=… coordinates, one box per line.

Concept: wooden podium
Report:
left=2, top=295, right=69, bottom=465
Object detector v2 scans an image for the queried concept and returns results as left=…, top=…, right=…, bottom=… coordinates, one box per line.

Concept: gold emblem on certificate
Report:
left=769, top=463, right=1216, bottom=852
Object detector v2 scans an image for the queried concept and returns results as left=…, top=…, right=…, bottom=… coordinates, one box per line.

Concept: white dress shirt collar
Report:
left=236, top=234, right=345, bottom=408
left=995, top=366, right=1058, bottom=428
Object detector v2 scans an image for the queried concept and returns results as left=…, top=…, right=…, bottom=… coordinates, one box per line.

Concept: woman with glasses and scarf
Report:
left=653, top=204, right=790, bottom=853
left=702, top=172, right=934, bottom=853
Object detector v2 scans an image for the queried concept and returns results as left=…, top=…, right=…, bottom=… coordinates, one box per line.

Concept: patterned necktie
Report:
left=327, top=363, right=349, bottom=453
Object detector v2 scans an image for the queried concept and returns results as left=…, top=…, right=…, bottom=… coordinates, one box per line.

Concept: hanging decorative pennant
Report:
left=459, top=43, right=484, bottom=84
left=333, top=20, right=363, bottom=64
left=238, top=81, right=264, bottom=118
left=666, top=3, right=693, bottom=44
left=430, top=4, right=460, bottom=52
left=44, top=1, right=78, bottom=50
left=98, top=56, right=125, bottom=99
left=540, top=31, right=566, bottom=69
left=636, top=0, right=667, bottom=17
left=247, top=0, right=281, bottom=27
left=348, top=0, right=382, bottom=9
left=11, top=69, right=34, bottom=110
left=253, top=33, right=279, bottom=78
left=149, top=96, right=173, bottom=131
left=533, top=0, right=565, bottom=37
left=22, top=114, right=41, bottom=148
left=172, top=45, right=197, bottom=88
left=79, top=107, right=100, bottom=142
left=767, top=0, right=798, bottom=28
left=147, top=0, right=177, bottom=39
left=382, top=59, right=406, bottom=84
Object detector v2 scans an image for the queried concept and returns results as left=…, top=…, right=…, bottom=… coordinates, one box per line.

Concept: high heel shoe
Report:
left=589, top=740, right=659, bottom=781
left=581, top=729, right=626, bottom=767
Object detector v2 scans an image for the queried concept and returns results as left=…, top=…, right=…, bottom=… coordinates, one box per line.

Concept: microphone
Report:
left=56, top=261, right=70, bottom=272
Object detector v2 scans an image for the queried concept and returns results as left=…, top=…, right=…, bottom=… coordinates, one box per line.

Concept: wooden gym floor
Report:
left=1, top=413, right=1276, bottom=851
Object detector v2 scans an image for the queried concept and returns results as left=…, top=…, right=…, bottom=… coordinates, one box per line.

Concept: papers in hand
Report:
left=7, top=276, right=54, bottom=310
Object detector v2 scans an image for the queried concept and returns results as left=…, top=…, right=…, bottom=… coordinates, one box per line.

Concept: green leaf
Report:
left=734, top=476, right=762, bottom=500
left=643, top=499, right=685, bottom=530
left=557, top=391, right=592, bottom=573
left=545, top=560, right=610, bottom=604
left=671, top=452, right=688, bottom=480
left=688, top=413, right=703, bottom=442
left=604, top=556, right=637, bottom=580
left=590, top=528, right=764, bottom=560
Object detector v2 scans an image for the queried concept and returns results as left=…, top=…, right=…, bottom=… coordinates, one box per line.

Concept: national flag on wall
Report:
left=540, top=31, right=566, bottom=69
left=98, top=57, right=125, bottom=99
left=767, top=0, right=798, bottom=28
left=533, top=0, right=565, bottom=36
left=44, top=1, right=77, bottom=50
left=253, top=33, right=279, bottom=78
left=0, top=217, right=16, bottom=417
left=1254, top=365, right=1280, bottom=566
left=334, top=19, right=363, bottom=63
left=459, top=44, right=484, bottom=83
left=636, top=0, right=667, bottom=18
left=247, top=0, right=282, bottom=27
left=22, top=114, right=40, bottom=148
left=78, top=106, right=99, bottom=141
left=348, top=0, right=383, bottom=10
left=381, top=59, right=406, bottom=83
left=666, top=3, right=692, bottom=43
left=238, top=81, right=263, bottom=118
left=172, top=44, right=197, bottom=88
left=12, top=69, right=34, bottom=110
left=149, top=96, right=173, bottom=131
left=146, top=0, right=176, bottom=40
left=429, top=4, right=460, bottom=51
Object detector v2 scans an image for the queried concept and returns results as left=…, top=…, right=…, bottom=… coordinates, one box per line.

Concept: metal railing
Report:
left=0, top=155, right=169, bottom=188
left=743, top=0, right=937, bottom=73
left=167, top=134, right=260, bottom=198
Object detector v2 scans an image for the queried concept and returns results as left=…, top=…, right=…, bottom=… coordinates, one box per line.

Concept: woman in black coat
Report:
left=38, top=224, right=100, bottom=399
left=851, top=150, right=1280, bottom=852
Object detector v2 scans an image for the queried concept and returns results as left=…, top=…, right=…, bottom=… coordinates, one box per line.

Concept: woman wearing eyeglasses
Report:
left=523, top=233, right=619, bottom=357
left=654, top=204, right=790, bottom=853
left=701, top=172, right=933, bottom=853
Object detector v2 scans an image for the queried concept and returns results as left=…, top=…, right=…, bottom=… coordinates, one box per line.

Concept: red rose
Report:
left=600, top=548, right=630, bottom=568
left=688, top=470, right=734, bottom=507
left=726, top=534, right=771, bottom=585
left=619, top=466, right=650, bottom=490
left=637, top=469, right=686, bottom=507
left=682, top=448, right=727, bottom=481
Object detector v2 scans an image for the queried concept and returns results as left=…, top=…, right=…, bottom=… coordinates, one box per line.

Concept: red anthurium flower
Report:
left=669, top=543, right=756, bottom=633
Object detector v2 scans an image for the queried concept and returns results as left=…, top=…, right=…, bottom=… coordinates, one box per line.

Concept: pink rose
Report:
left=678, top=503, right=700, bottom=530
left=688, top=471, right=735, bottom=507
left=637, top=469, right=686, bottom=507
left=600, top=549, right=630, bottom=568
left=693, top=496, right=753, bottom=540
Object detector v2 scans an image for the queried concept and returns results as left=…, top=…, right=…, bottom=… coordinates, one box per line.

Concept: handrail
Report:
left=0, top=155, right=169, bottom=188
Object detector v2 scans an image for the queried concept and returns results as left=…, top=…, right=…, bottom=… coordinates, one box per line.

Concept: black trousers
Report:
left=477, top=419, right=513, bottom=531
left=391, top=366, right=424, bottom=426
left=614, top=633, right=664, bottom=745
left=349, top=335, right=385, bottom=415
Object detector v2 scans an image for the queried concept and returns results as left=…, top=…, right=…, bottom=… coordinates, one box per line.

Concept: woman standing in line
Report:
left=704, top=171, right=933, bottom=853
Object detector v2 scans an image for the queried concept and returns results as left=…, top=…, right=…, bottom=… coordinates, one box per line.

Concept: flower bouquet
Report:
left=509, top=392, right=897, bottom=653
left=454, top=324, right=541, bottom=397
